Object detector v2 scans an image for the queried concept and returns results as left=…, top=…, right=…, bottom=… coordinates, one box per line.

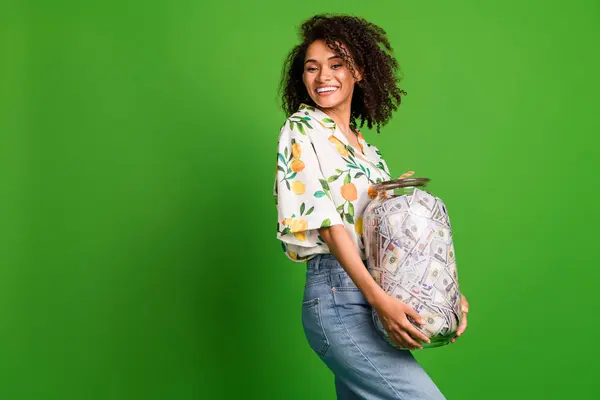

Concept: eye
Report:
left=331, top=63, right=342, bottom=69
left=305, top=66, right=317, bottom=72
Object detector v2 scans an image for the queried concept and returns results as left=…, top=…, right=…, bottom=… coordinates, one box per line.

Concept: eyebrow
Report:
left=304, top=55, right=342, bottom=65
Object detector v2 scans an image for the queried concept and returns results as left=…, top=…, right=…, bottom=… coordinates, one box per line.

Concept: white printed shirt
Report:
left=274, top=103, right=392, bottom=262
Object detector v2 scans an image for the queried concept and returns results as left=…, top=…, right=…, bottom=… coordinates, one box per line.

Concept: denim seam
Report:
left=315, top=298, right=331, bottom=357
left=332, top=303, right=406, bottom=400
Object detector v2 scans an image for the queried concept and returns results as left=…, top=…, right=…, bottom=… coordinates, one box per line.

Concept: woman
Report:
left=274, top=14, right=468, bottom=399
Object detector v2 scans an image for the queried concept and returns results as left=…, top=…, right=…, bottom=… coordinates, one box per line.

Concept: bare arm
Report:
left=317, top=224, right=386, bottom=306
left=318, top=223, right=431, bottom=349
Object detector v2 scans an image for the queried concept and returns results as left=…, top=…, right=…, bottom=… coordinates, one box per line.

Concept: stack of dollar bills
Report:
left=363, top=188, right=463, bottom=349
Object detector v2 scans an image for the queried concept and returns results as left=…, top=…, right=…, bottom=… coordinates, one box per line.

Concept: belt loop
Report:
left=314, top=254, right=321, bottom=275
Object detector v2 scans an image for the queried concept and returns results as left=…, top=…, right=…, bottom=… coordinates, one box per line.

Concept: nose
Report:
left=317, top=66, right=333, bottom=82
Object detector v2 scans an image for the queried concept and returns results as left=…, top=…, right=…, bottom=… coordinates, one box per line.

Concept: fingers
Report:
left=461, top=294, right=469, bottom=313
left=405, top=309, right=431, bottom=344
left=399, top=318, right=428, bottom=343
left=388, top=332, right=409, bottom=349
left=389, top=329, right=420, bottom=350
left=451, top=312, right=468, bottom=343
left=399, top=330, right=422, bottom=350
left=386, top=322, right=426, bottom=350
left=404, top=306, right=424, bottom=325
left=452, top=294, right=469, bottom=343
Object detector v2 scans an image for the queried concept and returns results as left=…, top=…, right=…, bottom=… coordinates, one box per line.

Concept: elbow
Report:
left=318, top=224, right=343, bottom=242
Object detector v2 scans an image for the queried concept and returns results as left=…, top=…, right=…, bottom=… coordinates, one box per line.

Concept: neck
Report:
left=318, top=102, right=353, bottom=135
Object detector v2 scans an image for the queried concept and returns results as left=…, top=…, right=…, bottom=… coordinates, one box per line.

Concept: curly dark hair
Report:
left=279, top=14, right=407, bottom=133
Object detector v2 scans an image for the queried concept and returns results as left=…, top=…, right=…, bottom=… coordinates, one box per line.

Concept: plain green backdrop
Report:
left=1, top=0, right=599, bottom=399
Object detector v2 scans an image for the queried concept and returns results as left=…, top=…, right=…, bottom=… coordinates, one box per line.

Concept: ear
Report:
left=354, top=68, right=364, bottom=83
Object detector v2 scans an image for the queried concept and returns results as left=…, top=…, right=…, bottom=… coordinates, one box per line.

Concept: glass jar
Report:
left=363, top=178, right=463, bottom=349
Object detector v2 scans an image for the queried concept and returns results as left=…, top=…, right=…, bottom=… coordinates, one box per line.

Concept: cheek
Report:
left=302, top=73, right=308, bottom=86
left=302, top=74, right=313, bottom=91
left=338, top=72, right=355, bottom=89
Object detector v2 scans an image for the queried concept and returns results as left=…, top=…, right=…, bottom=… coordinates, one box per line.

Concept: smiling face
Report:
left=302, top=40, right=362, bottom=111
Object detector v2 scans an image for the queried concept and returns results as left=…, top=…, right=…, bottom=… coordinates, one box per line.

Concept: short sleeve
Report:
left=273, top=122, right=344, bottom=248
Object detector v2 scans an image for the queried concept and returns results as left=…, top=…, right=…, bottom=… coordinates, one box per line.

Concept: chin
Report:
left=312, top=95, right=343, bottom=110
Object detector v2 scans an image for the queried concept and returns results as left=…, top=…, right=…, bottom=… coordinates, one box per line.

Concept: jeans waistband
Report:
left=307, top=254, right=338, bottom=275
left=307, top=253, right=367, bottom=275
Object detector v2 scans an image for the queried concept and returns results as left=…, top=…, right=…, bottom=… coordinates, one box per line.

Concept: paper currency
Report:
left=364, top=188, right=462, bottom=350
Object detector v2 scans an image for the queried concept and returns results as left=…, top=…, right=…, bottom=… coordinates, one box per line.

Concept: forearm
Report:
left=318, top=224, right=386, bottom=307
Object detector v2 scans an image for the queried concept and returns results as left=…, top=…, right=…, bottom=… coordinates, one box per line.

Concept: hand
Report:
left=451, top=294, right=469, bottom=343
left=372, top=293, right=431, bottom=350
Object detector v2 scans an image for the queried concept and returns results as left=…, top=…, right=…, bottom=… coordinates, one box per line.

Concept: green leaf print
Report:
left=320, top=218, right=331, bottom=228
left=284, top=147, right=288, bottom=159
left=344, top=174, right=351, bottom=184
left=285, top=181, right=290, bottom=191
left=306, top=206, right=315, bottom=215
left=277, top=166, right=285, bottom=173
left=288, top=172, right=297, bottom=180
left=300, top=202, right=305, bottom=215
left=354, top=172, right=364, bottom=179
left=319, top=179, right=330, bottom=191
left=348, top=202, right=355, bottom=217
left=322, top=118, right=335, bottom=124
left=300, top=104, right=316, bottom=112
left=281, top=227, right=291, bottom=235
left=277, top=153, right=286, bottom=163
left=336, top=204, right=344, bottom=212
left=347, top=164, right=359, bottom=169
left=345, top=214, right=354, bottom=224
left=327, top=174, right=341, bottom=183
left=297, top=123, right=306, bottom=135
left=288, top=140, right=295, bottom=161
left=314, top=191, right=326, bottom=198
left=299, top=118, right=313, bottom=130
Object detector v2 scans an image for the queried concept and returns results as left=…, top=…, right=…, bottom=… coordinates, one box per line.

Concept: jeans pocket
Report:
left=301, top=298, right=330, bottom=357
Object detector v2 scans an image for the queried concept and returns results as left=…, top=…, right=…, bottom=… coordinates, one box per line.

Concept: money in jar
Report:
left=363, top=178, right=463, bottom=349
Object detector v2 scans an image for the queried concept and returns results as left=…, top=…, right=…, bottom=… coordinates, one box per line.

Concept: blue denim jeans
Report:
left=302, top=254, right=446, bottom=400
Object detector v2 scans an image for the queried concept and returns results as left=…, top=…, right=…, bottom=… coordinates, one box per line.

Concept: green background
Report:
left=1, top=0, right=599, bottom=398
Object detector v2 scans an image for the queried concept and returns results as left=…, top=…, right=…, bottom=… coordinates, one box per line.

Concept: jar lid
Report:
left=371, top=177, right=430, bottom=192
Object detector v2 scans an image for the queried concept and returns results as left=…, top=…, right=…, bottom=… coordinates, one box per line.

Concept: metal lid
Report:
left=371, top=177, right=430, bottom=192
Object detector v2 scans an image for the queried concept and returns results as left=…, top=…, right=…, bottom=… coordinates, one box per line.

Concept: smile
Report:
left=316, top=87, right=339, bottom=96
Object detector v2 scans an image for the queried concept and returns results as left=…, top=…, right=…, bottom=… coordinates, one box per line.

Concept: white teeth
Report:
left=317, top=87, right=338, bottom=93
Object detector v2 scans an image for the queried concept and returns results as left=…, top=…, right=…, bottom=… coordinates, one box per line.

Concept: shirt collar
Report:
left=298, top=103, right=375, bottom=164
